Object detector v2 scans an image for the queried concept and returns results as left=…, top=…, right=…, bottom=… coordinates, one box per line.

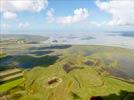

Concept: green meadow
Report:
left=0, top=45, right=134, bottom=100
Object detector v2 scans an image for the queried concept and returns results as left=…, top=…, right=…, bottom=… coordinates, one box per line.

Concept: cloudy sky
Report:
left=0, top=0, right=134, bottom=34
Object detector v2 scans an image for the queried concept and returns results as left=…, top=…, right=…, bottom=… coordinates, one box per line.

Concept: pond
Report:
left=0, top=55, right=59, bottom=69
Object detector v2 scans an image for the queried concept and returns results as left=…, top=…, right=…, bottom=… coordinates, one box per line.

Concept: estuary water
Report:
left=43, top=32, right=134, bottom=49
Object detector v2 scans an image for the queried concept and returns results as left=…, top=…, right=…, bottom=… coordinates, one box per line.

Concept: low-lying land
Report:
left=0, top=41, right=134, bottom=100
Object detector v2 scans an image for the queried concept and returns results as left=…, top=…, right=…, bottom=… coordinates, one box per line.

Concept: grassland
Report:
left=0, top=68, right=24, bottom=94
left=0, top=78, right=24, bottom=92
left=0, top=44, right=134, bottom=100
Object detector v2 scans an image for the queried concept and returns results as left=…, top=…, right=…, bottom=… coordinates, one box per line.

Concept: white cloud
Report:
left=90, top=21, right=103, bottom=27
left=46, top=8, right=89, bottom=24
left=18, top=22, right=30, bottom=28
left=46, top=8, right=54, bottom=17
left=96, top=0, right=134, bottom=26
left=0, top=0, right=48, bottom=19
left=0, top=22, right=30, bottom=30
left=3, top=12, right=17, bottom=19
left=0, top=23, right=10, bottom=29
left=46, top=8, right=55, bottom=23
left=0, top=0, right=48, bottom=12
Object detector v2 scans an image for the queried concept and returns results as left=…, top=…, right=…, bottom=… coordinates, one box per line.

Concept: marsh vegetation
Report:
left=0, top=42, right=134, bottom=100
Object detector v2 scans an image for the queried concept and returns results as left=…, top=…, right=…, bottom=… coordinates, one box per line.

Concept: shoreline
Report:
left=42, top=42, right=134, bottom=50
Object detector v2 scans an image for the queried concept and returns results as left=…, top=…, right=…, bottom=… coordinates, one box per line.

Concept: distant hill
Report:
left=121, top=31, right=134, bottom=37
left=0, top=34, right=49, bottom=43
left=111, top=31, right=134, bottom=37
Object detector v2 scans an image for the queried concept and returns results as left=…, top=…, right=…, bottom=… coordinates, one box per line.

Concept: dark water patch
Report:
left=30, top=50, right=54, bottom=56
left=15, top=55, right=59, bottom=68
left=84, top=51, right=93, bottom=56
left=63, top=64, right=72, bottom=73
left=84, top=61, right=95, bottom=66
left=29, top=45, right=72, bottom=50
left=112, top=55, right=134, bottom=79
left=0, top=56, right=16, bottom=71
left=84, top=59, right=101, bottom=67
left=105, top=68, right=130, bottom=80
left=0, top=55, right=59, bottom=69
left=83, top=48, right=101, bottom=57
left=103, top=59, right=113, bottom=66
left=63, top=63, right=83, bottom=73
left=81, top=37, right=95, bottom=40
left=42, top=45, right=72, bottom=49
left=27, top=42, right=39, bottom=44
left=109, top=77, right=134, bottom=84
left=0, top=56, right=13, bottom=63
left=29, top=47, right=47, bottom=50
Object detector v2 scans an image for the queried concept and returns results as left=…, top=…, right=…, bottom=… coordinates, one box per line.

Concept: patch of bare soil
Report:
left=47, top=78, right=58, bottom=85
left=44, top=77, right=62, bottom=88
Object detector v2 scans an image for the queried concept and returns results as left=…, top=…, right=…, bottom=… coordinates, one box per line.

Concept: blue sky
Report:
left=0, top=0, right=134, bottom=34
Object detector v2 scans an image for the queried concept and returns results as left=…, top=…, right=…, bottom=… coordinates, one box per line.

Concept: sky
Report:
left=0, top=0, right=134, bottom=35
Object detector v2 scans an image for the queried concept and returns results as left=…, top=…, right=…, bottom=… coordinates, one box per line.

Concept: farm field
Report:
left=0, top=68, right=23, bottom=93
